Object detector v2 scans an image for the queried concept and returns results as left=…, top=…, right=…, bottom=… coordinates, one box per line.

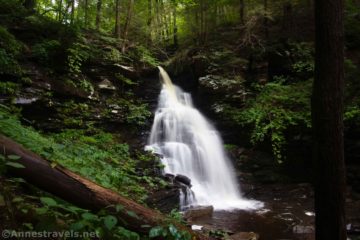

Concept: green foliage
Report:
left=345, top=0, right=360, bottom=49
left=128, top=45, right=160, bottom=68
left=0, top=0, right=26, bottom=22
left=32, top=40, right=61, bottom=64
left=168, top=209, right=184, bottom=223
left=223, top=80, right=312, bottom=162
left=289, top=42, right=314, bottom=74
left=1, top=182, right=141, bottom=240
left=149, top=224, right=191, bottom=240
left=67, top=41, right=91, bottom=75
left=0, top=154, right=24, bottom=175
left=0, top=49, right=22, bottom=75
left=0, top=26, right=22, bottom=55
left=127, top=102, right=152, bottom=126
left=0, top=108, right=148, bottom=202
left=108, top=98, right=151, bottom=126
left=0, top=81, right=20, bottom=95
left=103, top=46, right=122, bottom=62
left=0, top=27, right=22, bottom=75
left=208, top=229, right=229, bottom=239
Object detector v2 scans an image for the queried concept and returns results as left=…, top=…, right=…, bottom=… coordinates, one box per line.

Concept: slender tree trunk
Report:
left=64, top=0, right=72, bottom=24
left=172, top=1, right=178, bottom=48
left=161, top=0, right=170, bottom=44
left=194, top=6, right=199, bottom=44
left=70, top=0, right=75, bottom=24
left=96, top=0, right=102, bottom=30
left=115, top=0, right=121, bottom=39
left=203, top=1, right=208, bottom=44
left=122, top=0, right=134, bottom=52
left=312, top=0, right=347, bottom=239
left=23, top=0, right=36, bottom=10
left=199, top=0, right=204, bottom=44
left=84, top=0, right=89, bottom=28
left=58, top=0, right=63, bottom=22
left=147, top=0, right=153, bottom=44
left=239, top=0, right=245, bottom=24
left=282, top=2, right=293, bottom=38
left=155, top=0, right=162, bottom=42
left=263, top=0, right=269, bottom=39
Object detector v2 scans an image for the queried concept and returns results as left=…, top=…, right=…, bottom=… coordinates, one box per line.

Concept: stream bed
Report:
left=189, top=183, right=360, bottom=240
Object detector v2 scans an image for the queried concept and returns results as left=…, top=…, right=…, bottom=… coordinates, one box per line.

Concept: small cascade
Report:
left=146, top=66, right=262, bottom=210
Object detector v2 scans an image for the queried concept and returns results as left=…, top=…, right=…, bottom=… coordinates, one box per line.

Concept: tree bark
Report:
left=96, top=0, right=102, bottom=30
left=84, top=0, right=89, bottom=28
left=312, top=0, right=347, bottom=239
left=172, top=0, right=178, bottom=48
left=0, top=135, right=208, bottom=239
left=122, top=0, right=134, bottom=52
left=239, top=0, right=245, bottom=25
left=263, top=0, right=269, bottom=39
left=161, top=0, right=170, bottom=44
left=115, top=0, right=121, bottom=39
left=57, top=0, right=63, bottom=22
left=70, top=0, right=75, bottom=25
left=147, top=0, right=153, bottom=44
left=23, top=0, right=36, bottom=10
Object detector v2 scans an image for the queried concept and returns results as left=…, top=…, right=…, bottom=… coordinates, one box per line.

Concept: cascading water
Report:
left=146, top=66, right=262, bottom=211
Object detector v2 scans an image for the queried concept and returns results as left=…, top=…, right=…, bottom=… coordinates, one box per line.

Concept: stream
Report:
left=190, top=183, right=315, bottom=240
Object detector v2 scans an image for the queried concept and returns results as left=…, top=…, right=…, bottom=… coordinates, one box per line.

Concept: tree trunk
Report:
left=0, top=135, right=208, bottom=239
left=172, top=1, right=178, bottom=48
left=155, top=0, right=162, bottom=42
left=282, top=2, right=293, bottom=38
left=161, top=0, right=170, bottom=44
left=70, top=0, right=75, bottom=24
left=58, top=0, right=63, bottom=21
left=263, top=0, right=269, bottom=39
left=122, top=0, right=134, bottom=52
left=312, top=0, right=347, bottom=239
left=199, top=0, right=204, bottom=44
left=147, top=0, right=153, bottom=44
left=23, top=0, right=36, bottom=10
left=115, top=0, right=121, bottom=39
left=84, top=0, right=89, bottom=28
left=239, top=0, right=245, bottom=24
left=96, top=0, right=102, bottom=30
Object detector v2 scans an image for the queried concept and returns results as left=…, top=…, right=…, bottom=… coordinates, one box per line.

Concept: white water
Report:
left=146, top=67, right=262, bottom=210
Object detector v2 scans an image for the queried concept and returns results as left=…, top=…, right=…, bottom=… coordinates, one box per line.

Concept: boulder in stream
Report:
left=175, top=174, right=191, bottom=186
left=184, top=205, right=214, bottom=220
left=229, top=232, right=259, bottom=240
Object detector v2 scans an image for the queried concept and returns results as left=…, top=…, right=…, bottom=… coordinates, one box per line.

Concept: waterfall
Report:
left=146, top=66, right=262, bottom=211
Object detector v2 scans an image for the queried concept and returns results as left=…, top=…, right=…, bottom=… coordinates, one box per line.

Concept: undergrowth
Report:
left=0, top=106, right=148, bottom=202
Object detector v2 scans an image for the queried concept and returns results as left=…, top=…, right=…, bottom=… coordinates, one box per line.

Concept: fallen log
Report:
left=0, top=135, right=208, bottom=239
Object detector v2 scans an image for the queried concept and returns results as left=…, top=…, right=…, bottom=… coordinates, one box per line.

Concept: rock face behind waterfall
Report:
left=146, top=67, right=263, bottom=211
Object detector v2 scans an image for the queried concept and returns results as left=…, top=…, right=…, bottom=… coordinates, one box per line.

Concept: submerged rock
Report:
left=230, top=232, right=259, bottom=240
left=184, top=205, right=214, bottom=220
left=293, top=225, right=314, bottom=234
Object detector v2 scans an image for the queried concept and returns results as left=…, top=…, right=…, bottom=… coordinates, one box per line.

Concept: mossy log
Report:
left=0, top=134, right=209, bottom=239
